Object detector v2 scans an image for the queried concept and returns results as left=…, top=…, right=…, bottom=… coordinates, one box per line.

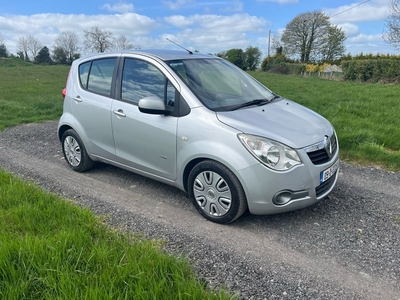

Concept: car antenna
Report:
left=166, top=38, right=193, bottom=55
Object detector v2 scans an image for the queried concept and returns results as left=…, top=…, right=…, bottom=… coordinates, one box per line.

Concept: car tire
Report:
left=188, top=160, right=247, bottom=224
left=61, top=129, right=94, bottom=172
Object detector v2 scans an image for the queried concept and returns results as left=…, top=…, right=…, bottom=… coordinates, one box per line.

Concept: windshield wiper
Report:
left=230, top=99, right=270, bottom=111
left=269, top=94, right=282, bottom=101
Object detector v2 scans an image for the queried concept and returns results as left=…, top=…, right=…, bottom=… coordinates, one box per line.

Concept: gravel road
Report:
left=0, top=121, right=399, bottom=299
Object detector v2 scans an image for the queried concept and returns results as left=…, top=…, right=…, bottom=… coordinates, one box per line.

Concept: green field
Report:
left=1, top=57, right=399, bottom=298
left=0, top=58, right=68, bottom=130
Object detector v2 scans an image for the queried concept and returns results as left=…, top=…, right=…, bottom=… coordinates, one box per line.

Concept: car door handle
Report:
left=113, top=109, right=126, bottom=117
left=73, top=95, right=82, bottom=102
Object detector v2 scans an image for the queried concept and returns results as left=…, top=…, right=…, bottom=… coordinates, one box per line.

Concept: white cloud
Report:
left=163, top=13, right=270, bottom=53
left=163, top=0, right=195, bottom=10
left=221, top=0, right=243, bottom=12
left=0, top=13, right=157, bottom=54
left=0, top=10, right=270, bottom=56
left=345, top=33, right=395, bottom=54
left=101, top=3, right=134, bottom=13
left=320, top=0, right=394, bottom=54
left=348, top=33, right=383, bottom=43
left=338, top=23, right=359, bottom=37
left=325, top=0, right=390, bottom=23
left=164, top=15, right=195, bottom=27
left=165, top=13, right=269, bottom=32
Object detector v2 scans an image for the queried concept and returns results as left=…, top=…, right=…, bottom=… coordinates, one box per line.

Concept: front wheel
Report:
left=61, top=129, right=94, bottom=172
left=188, top=160, right=247, bottom=224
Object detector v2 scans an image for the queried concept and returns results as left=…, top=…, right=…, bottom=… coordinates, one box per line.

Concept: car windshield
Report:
left=167, top=58, right=275, bottom=111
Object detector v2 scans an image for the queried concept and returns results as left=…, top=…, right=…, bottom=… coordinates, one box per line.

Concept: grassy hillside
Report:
left=0, top=58, right=68, bottom=130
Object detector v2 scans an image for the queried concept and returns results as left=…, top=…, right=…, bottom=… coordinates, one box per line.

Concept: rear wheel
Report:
left=61, top=129, right=94, bottom=172
left=188, top=160, right=247, bottom=224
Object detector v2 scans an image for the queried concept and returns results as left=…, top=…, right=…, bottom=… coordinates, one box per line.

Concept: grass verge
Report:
left=0, top=169, right=233, bottom=299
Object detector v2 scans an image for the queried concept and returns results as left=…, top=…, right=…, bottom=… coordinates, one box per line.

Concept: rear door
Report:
left=111, top=56, right=179, bottom=180
left=71, top=56, right=117, bottom=160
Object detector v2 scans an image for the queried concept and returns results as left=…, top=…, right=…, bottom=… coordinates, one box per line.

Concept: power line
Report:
left=329, top=0, right=370, bottom=18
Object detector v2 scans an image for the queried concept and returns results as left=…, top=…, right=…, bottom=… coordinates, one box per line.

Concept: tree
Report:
left=27, top=36, right=42, bottom=61
left=84, top=26, right=113, bottom=53
left=321, top=25, right=346, bottom=62
left=224, top=48, right=246, bottom=69
left=54, top=31, right=79, bottom=64
left=114, top=35, right=133, bottom=50
left=16, top=51, right=25, bottom=60
left=383, top=0, right=400, bottom=51
left=17, top=36, right=30, bottom=61
left=244, top=46, right=262, bottom=70
left=0, top=44, right=8, bottom=58
left=52, top=46, right=68, bottom=64
left=35, top=46, right=53, bottom=64
left=271, top=33, right=284, bottom=56
left=281, top=11, right=332, bottom=63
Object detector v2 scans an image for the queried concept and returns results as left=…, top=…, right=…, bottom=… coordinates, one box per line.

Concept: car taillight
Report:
left=62, top=69, right=71, bottom=99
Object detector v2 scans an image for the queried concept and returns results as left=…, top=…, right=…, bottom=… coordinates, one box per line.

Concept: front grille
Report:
left=316, top=171, right=337, bottom=198
left=306, top=134, right=338, bottom=165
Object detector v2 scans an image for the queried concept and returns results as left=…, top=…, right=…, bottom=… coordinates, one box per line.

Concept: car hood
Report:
left=216, top=99, right=334, bottom=149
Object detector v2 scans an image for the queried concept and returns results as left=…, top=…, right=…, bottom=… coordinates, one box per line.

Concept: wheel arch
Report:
left=182, top=157, right=248, bottom=204
left=182, top=157, right=207, bottom=193
left=58, top=124, right=73, bottom=142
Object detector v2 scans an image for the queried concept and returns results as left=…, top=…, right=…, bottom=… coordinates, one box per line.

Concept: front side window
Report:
left=168, top=59, right=275, bottom=111
left=122, top=58, right=169, bottom=105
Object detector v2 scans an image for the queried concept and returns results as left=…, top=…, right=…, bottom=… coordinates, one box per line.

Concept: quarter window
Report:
left=79, top=62, right=90, bottom=89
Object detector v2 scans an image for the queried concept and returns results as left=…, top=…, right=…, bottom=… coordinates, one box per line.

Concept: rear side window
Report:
left=79, top=58, right=116, bottom=96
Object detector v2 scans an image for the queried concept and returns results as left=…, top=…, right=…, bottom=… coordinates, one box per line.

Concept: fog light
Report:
left=272, top=190, right=309, bottom=206
left=273, top=191, right=292, bottom=205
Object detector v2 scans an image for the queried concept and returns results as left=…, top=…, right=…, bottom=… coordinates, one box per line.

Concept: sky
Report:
left=0, top=0, right=396, bottom=58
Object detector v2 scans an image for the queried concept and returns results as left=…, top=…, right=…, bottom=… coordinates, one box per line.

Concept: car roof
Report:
left=76, top=49, right=216, bottom=62
left=120, top=49, right=215, bottom=61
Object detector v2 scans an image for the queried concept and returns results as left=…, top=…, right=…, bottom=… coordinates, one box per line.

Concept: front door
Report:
left=111, top=57, right=178, bottom=180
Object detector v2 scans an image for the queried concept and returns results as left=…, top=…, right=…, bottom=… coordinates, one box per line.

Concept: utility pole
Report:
left=268, top=30, right=271, bottom=58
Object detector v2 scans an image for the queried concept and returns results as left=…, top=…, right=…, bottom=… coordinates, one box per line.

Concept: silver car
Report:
left=58, top=49, right=339, bottom=223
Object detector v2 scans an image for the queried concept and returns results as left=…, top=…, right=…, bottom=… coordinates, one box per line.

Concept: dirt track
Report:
left=0, top=121, right=399, bottom=299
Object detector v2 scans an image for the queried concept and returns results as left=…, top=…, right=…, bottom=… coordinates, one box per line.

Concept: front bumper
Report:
left=237, top=153, right=340, bottom=215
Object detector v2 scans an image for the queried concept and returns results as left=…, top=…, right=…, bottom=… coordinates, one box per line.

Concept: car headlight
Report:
left=238, top=134, right=302, bottom=171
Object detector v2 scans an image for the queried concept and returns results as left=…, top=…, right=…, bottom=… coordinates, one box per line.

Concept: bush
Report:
left=261, top=55, right=305, bottom=75
left=342, top=59, right=400, bottom=82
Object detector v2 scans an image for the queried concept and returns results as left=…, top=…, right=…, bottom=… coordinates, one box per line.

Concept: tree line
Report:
left=0, top=26, right=134, bottom=64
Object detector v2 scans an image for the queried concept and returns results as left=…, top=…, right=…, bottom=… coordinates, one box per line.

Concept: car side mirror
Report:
left=138, top=96, right=166, bottom=115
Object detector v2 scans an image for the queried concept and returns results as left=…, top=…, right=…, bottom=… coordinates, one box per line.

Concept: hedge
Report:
left=341, top=59, right=400, bottom=82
